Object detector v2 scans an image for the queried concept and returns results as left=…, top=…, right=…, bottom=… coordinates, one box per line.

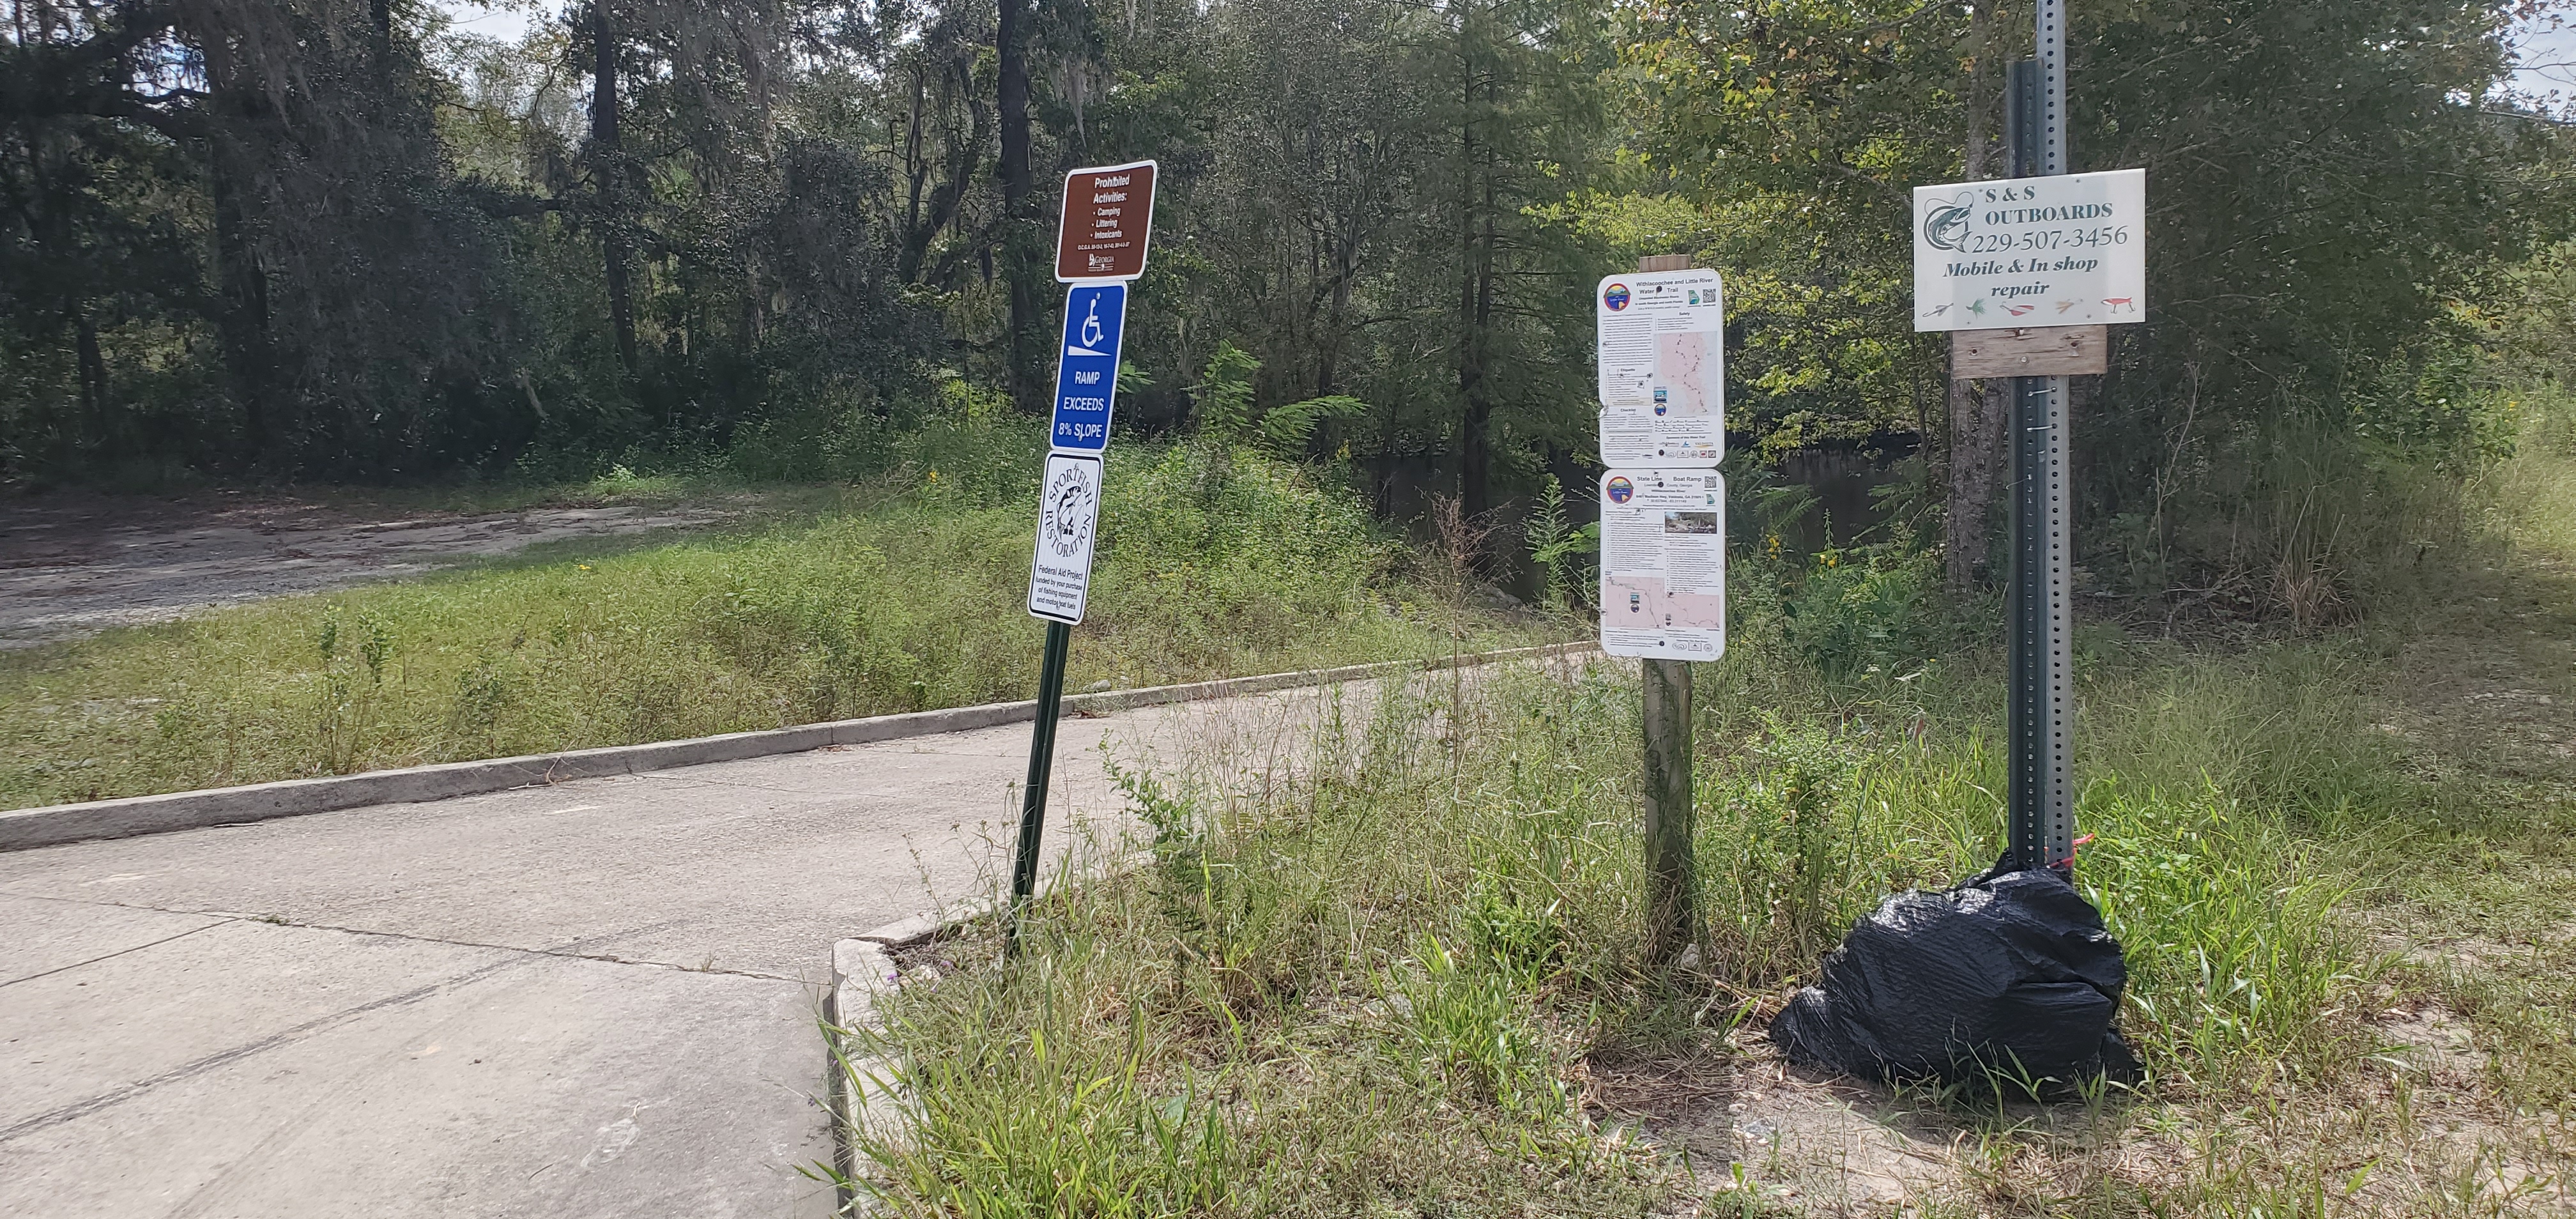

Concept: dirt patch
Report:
left=1590, top=1045, right=1963, bottom=1215
left=2376, top=548, right=2576, bottom=790
left=2379, top=1000, right=2494, bottom=1088
left=0, top=492, right=739, bottom=647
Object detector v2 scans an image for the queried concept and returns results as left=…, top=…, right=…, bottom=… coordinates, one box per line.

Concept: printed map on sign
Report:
left=1598, top=470, right=1726, bottom=661
left=1597, top=270, right=1724, bottom=466
left=1601, top=571, right=1724, bottom=636
left=1653, top=332, right=1719, bottom=417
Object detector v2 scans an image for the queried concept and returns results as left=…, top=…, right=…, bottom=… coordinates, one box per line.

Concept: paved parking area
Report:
left=0, top=679, right=1367, bottom=1217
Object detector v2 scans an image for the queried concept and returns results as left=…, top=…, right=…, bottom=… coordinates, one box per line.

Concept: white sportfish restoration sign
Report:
left=1029, top=452, right=1103, bottom=624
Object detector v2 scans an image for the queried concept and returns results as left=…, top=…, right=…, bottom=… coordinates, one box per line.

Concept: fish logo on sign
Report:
left=1029, top=452, right=1105, bottom=625
left=1041, top=462, right=1097, bottom=558
left=1922, top=192, right=1974, bottom=252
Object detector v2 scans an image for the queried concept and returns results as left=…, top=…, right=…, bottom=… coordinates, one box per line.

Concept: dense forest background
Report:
left=4, top=0, right=2573, bottom=615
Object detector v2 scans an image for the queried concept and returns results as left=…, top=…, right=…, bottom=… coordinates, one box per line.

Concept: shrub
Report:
left=1779, top=544, right=1936, bottom=682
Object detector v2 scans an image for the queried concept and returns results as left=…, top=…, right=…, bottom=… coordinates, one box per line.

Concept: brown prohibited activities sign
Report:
left=1055, top=160, right=1157, bottom=282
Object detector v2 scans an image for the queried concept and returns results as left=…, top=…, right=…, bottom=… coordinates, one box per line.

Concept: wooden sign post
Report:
left=1616, top=252, right=1708, bottom=970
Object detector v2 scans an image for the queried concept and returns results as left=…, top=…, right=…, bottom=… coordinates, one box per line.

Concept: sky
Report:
left=436, top=1, right=539, bottom=43
left=426, top=1, right=2576, bottom=105
left=2513, top=14, right=2576, bottom=103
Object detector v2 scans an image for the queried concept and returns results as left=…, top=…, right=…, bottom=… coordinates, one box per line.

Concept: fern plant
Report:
left=1524, top=475, right=1598, bottom=612
left=1190, top=340, right=1365, bottom=459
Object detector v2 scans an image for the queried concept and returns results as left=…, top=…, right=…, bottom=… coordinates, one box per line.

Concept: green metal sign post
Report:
left=1008, top=619, right=1073, bottom=949
left=1006, top=163, right=1155, bottom=951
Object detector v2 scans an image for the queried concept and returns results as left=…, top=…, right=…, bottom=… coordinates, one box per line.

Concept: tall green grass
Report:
left=0, top=431, right=1559, bottom=808
left=833, top=573, right=2417, bottom=1212
left=840, top=668, right=1676, bottom=1214
left=827, top=397, right=2576, bottom=1214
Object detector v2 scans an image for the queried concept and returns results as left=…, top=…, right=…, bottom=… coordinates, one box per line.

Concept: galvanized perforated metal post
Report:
left=2037, top=0, right=2067, bottom=179
left=2004, top=4, right=2076, bottom=876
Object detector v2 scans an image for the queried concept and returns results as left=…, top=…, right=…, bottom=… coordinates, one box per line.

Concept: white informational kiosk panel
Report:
left=1597, top=468, right=1726, bottom=661
left=1595, top=270, right=1724, bottom=466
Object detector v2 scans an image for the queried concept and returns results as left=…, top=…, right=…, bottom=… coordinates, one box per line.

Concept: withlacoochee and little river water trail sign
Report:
left=1595, top=268, right=1725, bottom=466
left=1595, top=266, right=1727, bottom=663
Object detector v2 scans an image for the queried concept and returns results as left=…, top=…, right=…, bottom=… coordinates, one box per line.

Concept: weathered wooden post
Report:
left=1599, top=251, right=1722, bottom=971
left=1640, top=638, right=1696, bottom=969
left=1637, top=252, right=1699, bottom=970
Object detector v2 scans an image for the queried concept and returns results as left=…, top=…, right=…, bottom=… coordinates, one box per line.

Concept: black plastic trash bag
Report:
left=1768, top=859, right=2137, bottom=1089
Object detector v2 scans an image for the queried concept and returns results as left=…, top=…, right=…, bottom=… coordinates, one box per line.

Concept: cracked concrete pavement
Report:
left=0, top=673, right=1386, bottom=1218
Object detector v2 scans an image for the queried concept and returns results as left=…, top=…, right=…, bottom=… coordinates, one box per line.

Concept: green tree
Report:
left=2073, top=0, right=2567, bottom=590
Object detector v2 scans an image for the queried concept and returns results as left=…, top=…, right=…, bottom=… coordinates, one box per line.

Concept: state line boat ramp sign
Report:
left=1051, top=282, right=1125, bottom=454
left=1596, top=268, right=1723, bottom=466
left=1913, top=168, right=2145, bottom=330
left=1598, top=470, right=1727, bottom=661
left=1029, top=452, right=1104, bottom=624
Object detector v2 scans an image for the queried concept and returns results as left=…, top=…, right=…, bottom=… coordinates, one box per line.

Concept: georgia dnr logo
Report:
left=1922, top=191, right=1974, bottom=252
left=1040, top=462, right=1097, bottom=558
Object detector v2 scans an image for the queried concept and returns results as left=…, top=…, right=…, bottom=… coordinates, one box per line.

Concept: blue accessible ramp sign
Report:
left=1012, top=161, right=1155, bottom=949
left=1050, top=282, right=1126, bottom=453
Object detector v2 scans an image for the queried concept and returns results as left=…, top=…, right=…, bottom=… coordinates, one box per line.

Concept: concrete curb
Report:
left=824, top=914, right=992, bottom=1201
left=2, top=640, right=1597, bottom=852
left=825, top=937, right=900, bottom=1209
left=850, top=894, right=1006, bottom=953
